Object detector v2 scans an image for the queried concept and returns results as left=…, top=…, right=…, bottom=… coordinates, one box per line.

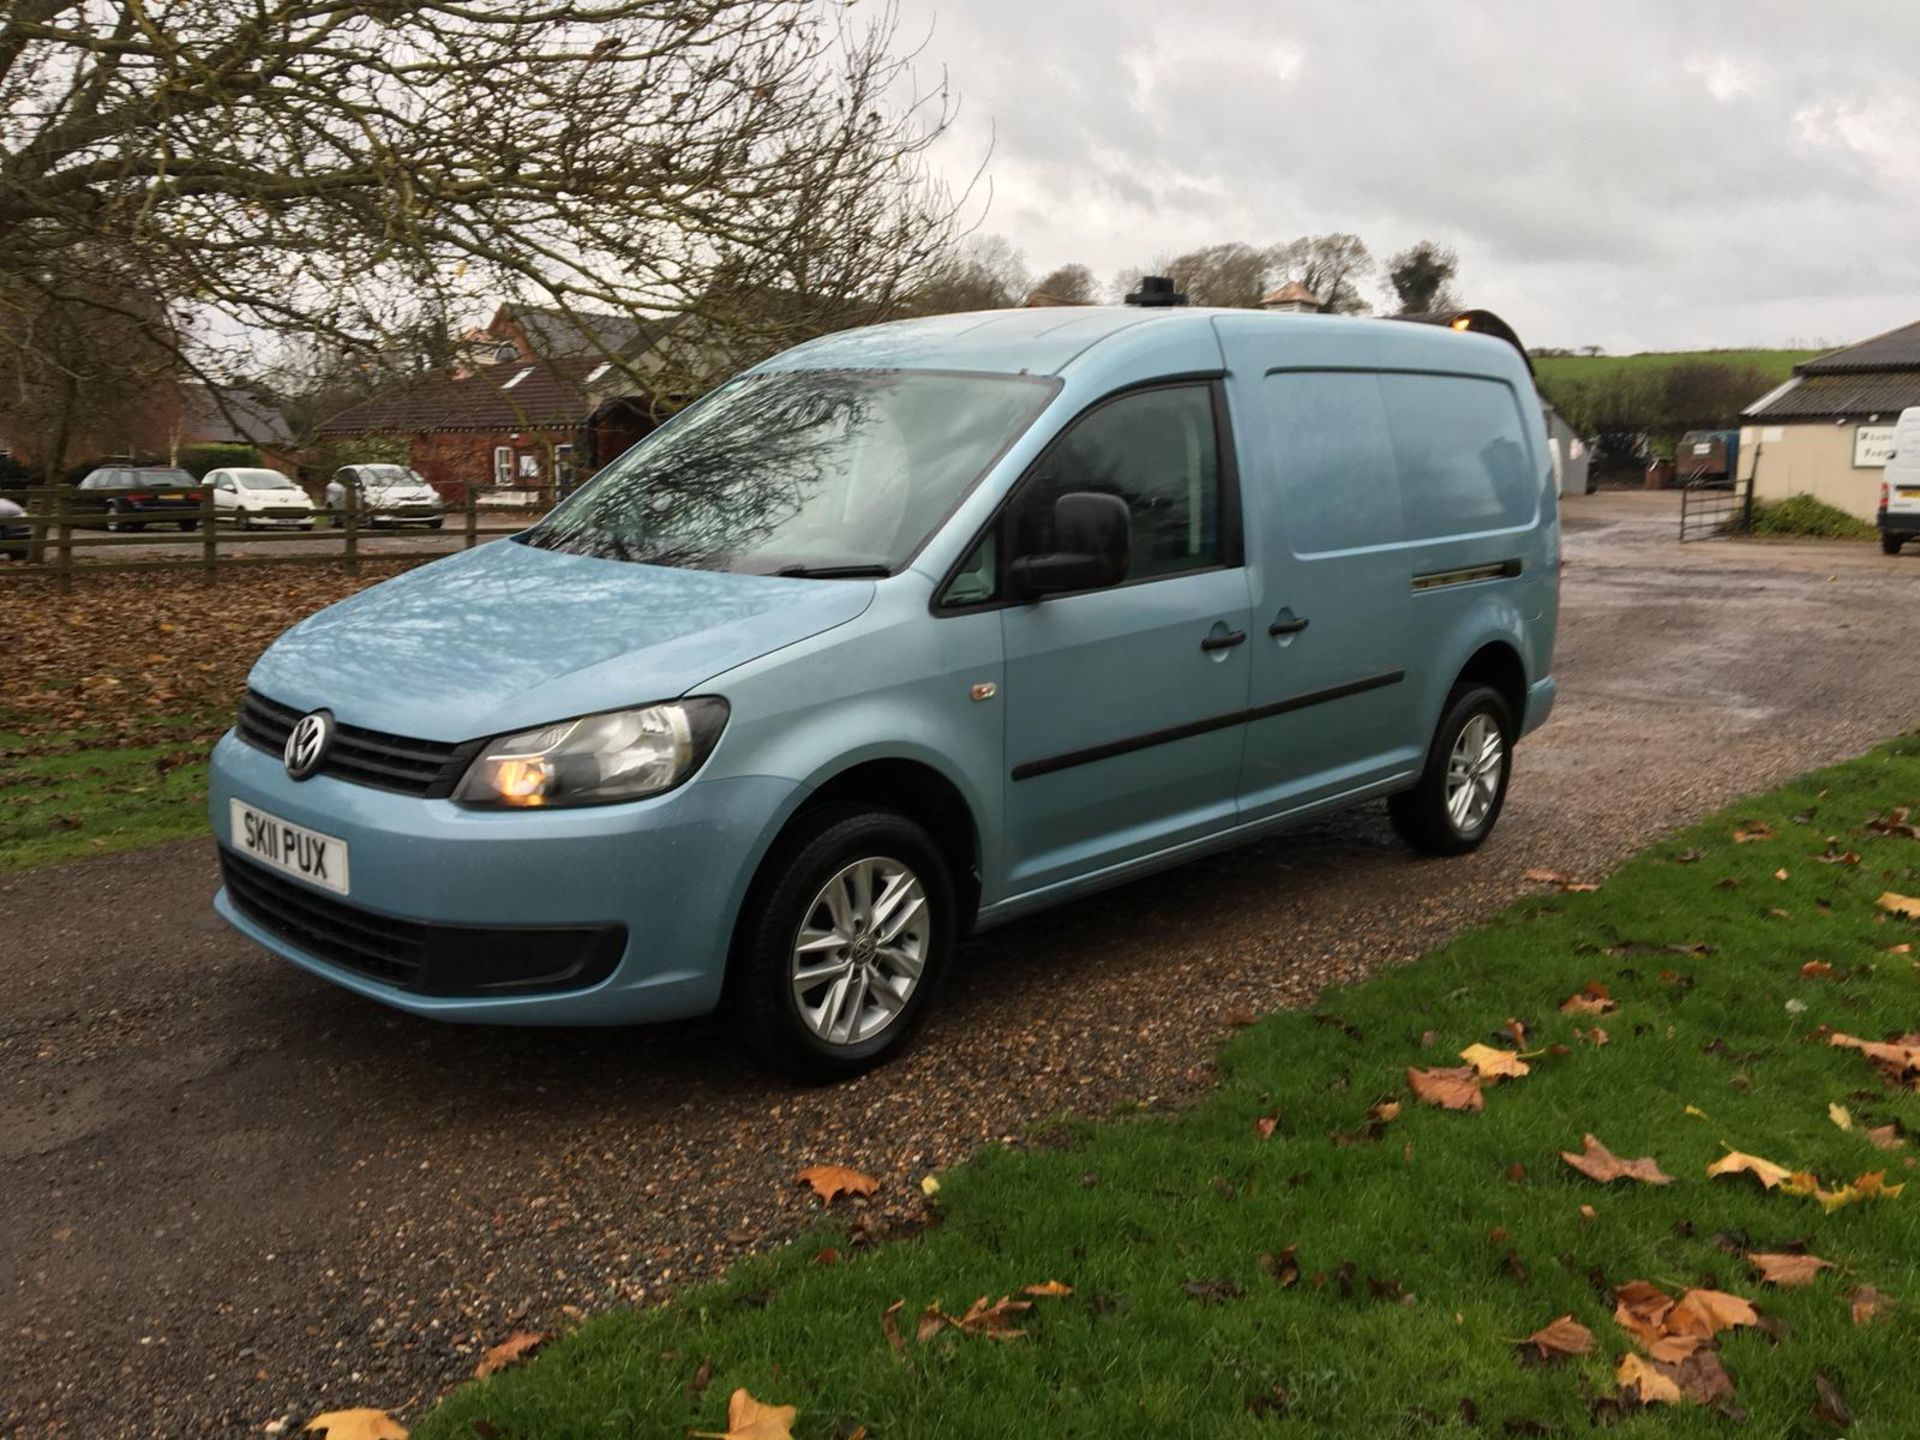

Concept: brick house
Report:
left=316, top=305, right=677, bottom=501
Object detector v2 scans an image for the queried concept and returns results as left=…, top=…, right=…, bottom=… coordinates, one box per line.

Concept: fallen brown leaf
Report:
left=1850, top=1286, right=1887, bottom=1325
left=1732, top=822, right=1776, bottom=843
left=1748, top=1252, right=1833, bottom=1287
left=1519, top=1314, right=1594, bottom=1363
left=1459, top=1043, right=1531, bottom=1082
left=881, top=1301, right=905, bottom=1354
left=1878, top=891, right=1920, bottom=920
left=1705, top=1149, right=1795, bottom=1190
left=1559, top=981, right=1618, bottom=1016
left=953, top=1294, right=1032, bottom=1338
left=1829, top=1031, right=1920, bottom=1085
left=1615, top=1353, right=1682, bottom=1405
left=691, top=1387, right=798, bottom=1440
left=1406, top=1065, right=1483, bottom=1111
left=914, top=1304, right=945, bottom=1344
left=302, top=1412, right=408, bottom=1440
left=1813, top=1371, right=1854, bottom=1428
left=1668, top=1288, right=1759, bottom=1339
left=473, top=1330, right=545, bottom=1379
left=795, top=1164, right=878, bottom=1205
left=1260, top=1245, right=1301, bottom=1287
left=1023, top=1279, right=1073, bottom=1297
left=1865, top=1123, right=1906, bottom=1151
left=1574, top=1026, right=1609, bottom=1048
left=1524, top=867, right=1599, bottom=892
left=1829, top=1102, right=1853, bottom=1131
left=1561, top=1134, right=1672, bottom=1186
left=1254, top=1115, right=1278, bottom=1141
left=1801, top=960, right=1834, bottom=979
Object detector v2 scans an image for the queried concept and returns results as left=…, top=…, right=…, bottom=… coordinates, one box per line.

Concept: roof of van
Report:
left=756, top=306, right=1517, bottom=379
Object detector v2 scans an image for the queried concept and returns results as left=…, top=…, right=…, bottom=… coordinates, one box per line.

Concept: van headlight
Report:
left=453, top=698, right=728, bottom=808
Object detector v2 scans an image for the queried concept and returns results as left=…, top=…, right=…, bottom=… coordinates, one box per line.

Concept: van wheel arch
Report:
left=731, top=758, right=982, bottom=952
left=1453, top=641, right=1527, bottom=731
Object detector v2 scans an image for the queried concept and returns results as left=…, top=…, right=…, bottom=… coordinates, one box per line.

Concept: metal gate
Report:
left=1679, top=472, right=1754, bottom=542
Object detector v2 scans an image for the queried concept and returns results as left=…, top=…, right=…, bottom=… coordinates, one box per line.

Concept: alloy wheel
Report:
left=790, top=856, right=929, bottom=1047
left=1445, top=712, right=1505, bottom=835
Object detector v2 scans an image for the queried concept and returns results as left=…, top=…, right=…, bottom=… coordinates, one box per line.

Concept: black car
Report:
left=73, top=465, right=204, bottom=531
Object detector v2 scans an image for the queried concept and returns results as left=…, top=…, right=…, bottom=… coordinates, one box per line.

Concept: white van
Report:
left=1880, top=406, right=1920, bottom=555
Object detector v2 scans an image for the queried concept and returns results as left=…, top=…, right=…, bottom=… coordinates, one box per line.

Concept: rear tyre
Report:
left=1882, top=533, right=1904, bottom=556
left=1389, top=683, right=1515, bottom=856
left=428, top=517, right=445, bottom=530
left=178, top=519, right=197, bottom=532
left=728, top=804, right=954, bottom=1081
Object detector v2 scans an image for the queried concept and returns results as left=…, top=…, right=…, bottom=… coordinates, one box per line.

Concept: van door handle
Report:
left=1268, top=610, right=1311, bottom=637
left=1200, top=629, right=1247, bottom=652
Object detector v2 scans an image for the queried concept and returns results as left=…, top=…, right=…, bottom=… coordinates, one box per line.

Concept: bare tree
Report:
left=1384, top=241, right=1462, bottom=316
left=0, top=0, right=964, bottom=461
left=911, top=234, right=1031, bottom=314
left=1162, top=243, right=1269, bottom=308
left=1028, top=262, right=1099, bottom=305
left=1270, top=234, right=1374, bottom=314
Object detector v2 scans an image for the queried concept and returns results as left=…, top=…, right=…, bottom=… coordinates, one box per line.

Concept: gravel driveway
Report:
left=5, top=490, right=1918, bottom=1438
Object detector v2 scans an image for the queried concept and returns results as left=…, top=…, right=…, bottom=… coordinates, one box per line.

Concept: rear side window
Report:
left=1379, top=373, right=1537, bottom=538
left=1261, top=372, right=1402, bottom=554
left=1014, top=384, right=1223, bottom=583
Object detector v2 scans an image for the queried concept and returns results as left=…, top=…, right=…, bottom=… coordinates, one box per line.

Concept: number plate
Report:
left=229, top=799, right=350, bottom=895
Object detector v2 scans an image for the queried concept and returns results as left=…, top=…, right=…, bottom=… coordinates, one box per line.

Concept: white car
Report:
left=326, top=464, right=445, bottom=528
left=207, top=467, right=317, bottom=529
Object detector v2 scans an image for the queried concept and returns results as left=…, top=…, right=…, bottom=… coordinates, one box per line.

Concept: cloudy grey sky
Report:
left=895, top=0, right=1920, bottom=353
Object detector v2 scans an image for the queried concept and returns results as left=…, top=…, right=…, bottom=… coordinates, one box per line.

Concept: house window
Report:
left=518, top=450, right=542, bottom=482
left=493, top=445, right=512, bottom=487
left=554, top=443, right=575, bottom=489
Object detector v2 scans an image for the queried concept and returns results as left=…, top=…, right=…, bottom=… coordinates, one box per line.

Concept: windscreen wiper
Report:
left=773, top=563, right=891, bottom=578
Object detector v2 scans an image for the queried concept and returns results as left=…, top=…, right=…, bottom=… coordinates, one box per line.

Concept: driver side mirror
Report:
left=1008, top=491, right=1131, bottom=601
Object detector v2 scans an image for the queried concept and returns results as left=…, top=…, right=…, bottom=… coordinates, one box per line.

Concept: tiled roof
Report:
left=1798, top=318, right=1920, bottom=375
left=508, top=305, right=673, bottom=360
left=179, top=384, right=293, bottom=446
left=1743, top=370, right=1920, bottom=421
left=318, top=359, right=611, bottom=435
left=1260, top=281, right=1321, bottom=308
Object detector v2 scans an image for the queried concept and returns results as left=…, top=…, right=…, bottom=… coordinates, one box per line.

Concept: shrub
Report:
left=176, top=443, right=260, bottom=479
left=1748, top=493, right=1877, bottom=539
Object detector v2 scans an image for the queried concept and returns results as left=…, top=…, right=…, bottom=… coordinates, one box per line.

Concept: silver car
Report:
left=325, top=464, right=445, bottom=528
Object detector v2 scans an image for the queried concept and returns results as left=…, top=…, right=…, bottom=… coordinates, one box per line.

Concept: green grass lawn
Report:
left=418, top=737, right=1920, bottom=1439
left=0, top=713, right=218, bottom=871
left=1533, top=348, right=1822, bottom=392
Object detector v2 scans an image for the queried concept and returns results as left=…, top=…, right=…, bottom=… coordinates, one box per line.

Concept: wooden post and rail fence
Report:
left=0, top=484, right=556, bottom=591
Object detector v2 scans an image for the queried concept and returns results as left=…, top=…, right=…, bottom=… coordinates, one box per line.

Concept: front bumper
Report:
left=208, top=732, right=802, bottom=1024
left=1877, top=507, right=1920, bottom=538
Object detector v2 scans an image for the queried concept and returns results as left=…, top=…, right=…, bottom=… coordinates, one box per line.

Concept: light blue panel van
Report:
left=208, top=292, right=1558, bottom=1077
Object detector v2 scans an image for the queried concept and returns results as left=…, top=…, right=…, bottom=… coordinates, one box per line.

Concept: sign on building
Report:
left=1854, top=425, right=1898, bottom=468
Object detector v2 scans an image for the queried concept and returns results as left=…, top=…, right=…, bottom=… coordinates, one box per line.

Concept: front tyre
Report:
left=1389, top=683, right=1515, bottom=856
left=730, top=805, right=953, bottom=1080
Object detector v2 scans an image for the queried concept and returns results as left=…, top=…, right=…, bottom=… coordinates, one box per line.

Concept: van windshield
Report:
left=520, top=369, right=1054, bottom=574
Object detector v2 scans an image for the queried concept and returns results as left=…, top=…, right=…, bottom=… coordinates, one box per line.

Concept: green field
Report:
left=1533, top=349, right=1822, bottom=391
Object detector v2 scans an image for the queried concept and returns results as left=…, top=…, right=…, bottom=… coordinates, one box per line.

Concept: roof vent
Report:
left=1124, top=275, right=1188, bottom=308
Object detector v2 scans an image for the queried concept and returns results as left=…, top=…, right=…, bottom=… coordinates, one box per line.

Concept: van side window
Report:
left=1263, top=372, right=1403, bottom=553
left=940, top=531, right=997, bottom=607
left=1380, top=374, right=1537, bottom=538
left=1013, top=384, right=1223, bottom=584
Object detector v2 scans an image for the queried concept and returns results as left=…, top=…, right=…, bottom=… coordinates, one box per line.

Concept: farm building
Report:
left=1739, top=319, right=1920, bottom=521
